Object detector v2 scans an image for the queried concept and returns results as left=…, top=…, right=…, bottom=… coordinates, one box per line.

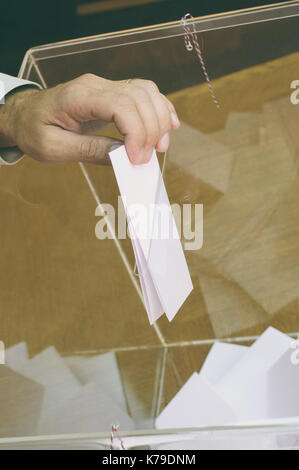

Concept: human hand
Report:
left=0, top=73, right=180, bottom=165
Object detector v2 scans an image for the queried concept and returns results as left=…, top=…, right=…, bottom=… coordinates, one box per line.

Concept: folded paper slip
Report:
left=109, top=146, right=193, bottom=324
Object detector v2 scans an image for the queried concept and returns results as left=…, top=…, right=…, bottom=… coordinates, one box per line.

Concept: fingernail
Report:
left=157, top=133, right=170, bottom=152
left=171, top=112, right=180, bottom=128
left=138, top=147, right=150, bottom=164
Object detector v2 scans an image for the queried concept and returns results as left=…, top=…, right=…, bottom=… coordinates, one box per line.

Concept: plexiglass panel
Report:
left=0, top=3, right=299, bottom=445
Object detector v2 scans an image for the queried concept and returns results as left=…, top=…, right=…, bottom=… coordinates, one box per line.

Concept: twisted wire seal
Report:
left=110, top=424, right=127, bottom=450
left=181, top=13, right=220, bottom=108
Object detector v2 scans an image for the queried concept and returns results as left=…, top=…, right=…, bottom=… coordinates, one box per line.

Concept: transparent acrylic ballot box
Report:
left=1, top=2, right=299, bottom=449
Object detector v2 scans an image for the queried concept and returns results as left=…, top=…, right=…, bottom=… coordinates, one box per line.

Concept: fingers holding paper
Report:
left=2, top=73, right=179, bottom=165
left=122, top=78, right=180, bottom=160
left=83, top=75, right=180, bottom=164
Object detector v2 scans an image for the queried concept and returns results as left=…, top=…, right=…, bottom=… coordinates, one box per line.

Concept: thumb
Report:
left=45, top=126, right=123, bottom=165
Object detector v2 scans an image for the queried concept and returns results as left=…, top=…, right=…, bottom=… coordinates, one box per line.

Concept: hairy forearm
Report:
left=0, top=88, right=39, bottom=148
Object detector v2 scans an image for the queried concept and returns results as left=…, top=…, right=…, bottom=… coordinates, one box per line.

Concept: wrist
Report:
left=0, top=88, right=40, bottom=148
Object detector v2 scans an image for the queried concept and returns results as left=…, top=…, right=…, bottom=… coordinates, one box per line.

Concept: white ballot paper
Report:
left=215, top=327, right=293, bottom=420
left=156, top=329, right=299, bottom=435
left=64, top=352, right=127, bottom=411
left=109, top=146, right=193, bottom=324
left=267, top=348, right=299, bottom=418
left=156, top=372, right=236, bottom=429
left=200, top=342, right=248, bottom=385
